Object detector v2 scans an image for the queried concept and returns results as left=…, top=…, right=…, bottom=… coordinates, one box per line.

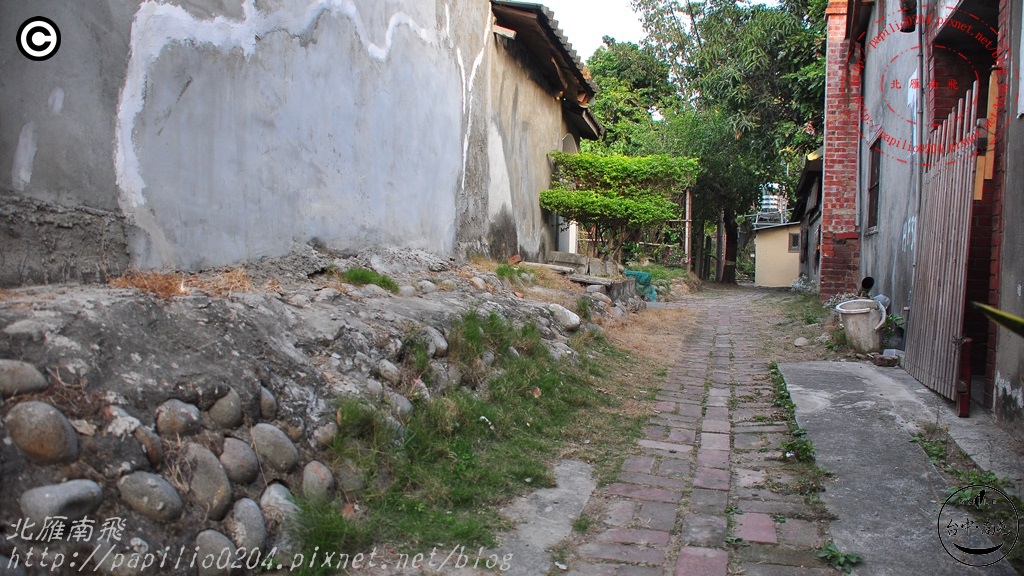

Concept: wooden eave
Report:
left=491, top=1, right=605, bottom=139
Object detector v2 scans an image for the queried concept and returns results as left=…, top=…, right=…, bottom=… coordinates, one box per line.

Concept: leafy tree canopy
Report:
left=547, top=151, right=697, bottom=198
left=631, top=0, right=826, bottom=182
left=583, top=38, right=676, bottom=156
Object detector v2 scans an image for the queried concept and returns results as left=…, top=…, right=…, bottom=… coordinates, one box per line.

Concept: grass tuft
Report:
left=576, top=298, right=593, bottom=322
left=336, top=267, right=399, bottom=293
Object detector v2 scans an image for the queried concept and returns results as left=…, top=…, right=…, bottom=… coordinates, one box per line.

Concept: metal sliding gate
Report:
left=903, top=82, right=980, bottom=400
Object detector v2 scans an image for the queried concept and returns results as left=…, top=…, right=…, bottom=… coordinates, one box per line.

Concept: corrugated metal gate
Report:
left=903, top=82, right=979, bottom=400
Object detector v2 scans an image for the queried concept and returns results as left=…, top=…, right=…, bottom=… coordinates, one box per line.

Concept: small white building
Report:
left=753, top=222, right=801, bottom=288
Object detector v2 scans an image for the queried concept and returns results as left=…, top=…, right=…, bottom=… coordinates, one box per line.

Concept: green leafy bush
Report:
left=541, top=152, right=698, bottom=262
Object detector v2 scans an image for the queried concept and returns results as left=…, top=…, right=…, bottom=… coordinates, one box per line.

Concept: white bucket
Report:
left=835, top=299, right=886, bottom=353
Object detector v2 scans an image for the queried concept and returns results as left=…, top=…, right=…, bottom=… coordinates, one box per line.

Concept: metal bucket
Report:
left=835, top=299, right=886, bottom=353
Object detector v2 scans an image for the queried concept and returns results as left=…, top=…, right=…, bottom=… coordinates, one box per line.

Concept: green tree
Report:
left=649, top=107, right=764, bottom=281
left=629, top=0, right=826, bottom=282
left=631, top=0, right=824, bottom=152
left=584, top=37, right=676, bottom=156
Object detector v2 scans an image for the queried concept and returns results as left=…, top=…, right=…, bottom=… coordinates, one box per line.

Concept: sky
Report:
left=539, top=0, right=647, bottom=64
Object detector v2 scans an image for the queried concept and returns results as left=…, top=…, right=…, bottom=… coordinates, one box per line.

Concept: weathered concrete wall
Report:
left=484, top=34, right=569, bottom=260
left=1, top=1, right=138, bottom=283
left=0, top=197, right=130, bottom=286
left=856, top=9, right=921, bottom=313
left=994, top=0, right=1023, bottom=438
left=1, top=0, right=575, bottom=283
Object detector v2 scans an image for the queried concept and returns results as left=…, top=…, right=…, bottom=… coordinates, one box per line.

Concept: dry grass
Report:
left=750, top=291, right=841, bottom=363
left=528, top=265, right=579, bottom=292
left=660, top=275, right=702, bottom=301
left=162, top=438, right=195, bottom=494
left=189, top=269, right=253, bottom=296
left=557, top=333, right=664, bottom=484
left=109, top=269, right=254, bottom=299
left=109, top=271, right=188, bottom=298
left=604, top=306, right=696, bottom=367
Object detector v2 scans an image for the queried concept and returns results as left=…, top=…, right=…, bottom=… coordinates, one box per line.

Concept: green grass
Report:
left=910, top=433, right=947, bottom=464
left=906, top=424, right=1024, bottom=573
left=824, top=328, right=848, bottom=351
left=781, top=428, right=816, bottom=462
left=781, top=292, right=827, bottom=325
left=400, top=329, right=433, bottom=383
left=289, top=311, right=649, bottom=573
left=576, top=297, right=592, bottom=322
left=573, top=513, right=595, bottom=533
left=818, top=542, right=862, bottom=573
left=769, top=362, right=830, bottom=511
left=335, top=267, right=399, bottom=293
left=769, top=363, right=796, bottom=422
left=446, top=311, right=548, bottom=387
left=495, top=263, right=530, bottom=284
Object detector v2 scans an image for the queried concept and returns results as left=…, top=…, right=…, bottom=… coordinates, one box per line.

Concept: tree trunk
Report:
left=715, top=208, right=725, bottom=282
left=693, top=229, right=703, bottom=276
left=703, top=235, right=713, bottom=280
left=721, top=206, right=738, bottom=284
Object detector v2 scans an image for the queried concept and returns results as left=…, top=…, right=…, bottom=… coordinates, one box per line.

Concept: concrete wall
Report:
left=851, top=0, right=1023, bottom=436
left=856, top=6, right=921, bottom=313
left=482, top=33, right=573, bottom=260
left=754, top=225, right=800, bottom=288
left=1, top=0, right=579, bottom=284
left=993, top=0, right=1024, bottom=438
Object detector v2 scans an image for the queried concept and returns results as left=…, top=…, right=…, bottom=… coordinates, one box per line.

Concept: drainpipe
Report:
left=914, top=0, right=925, bottom=229
left=909, top=0, right=926, bottom=327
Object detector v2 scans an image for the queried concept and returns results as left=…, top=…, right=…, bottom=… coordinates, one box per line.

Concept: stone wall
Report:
left=0, top=251, right=619, bottom=574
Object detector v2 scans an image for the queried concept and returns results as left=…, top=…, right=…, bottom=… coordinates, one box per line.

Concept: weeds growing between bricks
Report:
left=768, top=362, right=847, bottom=561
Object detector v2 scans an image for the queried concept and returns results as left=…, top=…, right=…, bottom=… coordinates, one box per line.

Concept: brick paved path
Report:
left=565, top=290, right=835, bottom=576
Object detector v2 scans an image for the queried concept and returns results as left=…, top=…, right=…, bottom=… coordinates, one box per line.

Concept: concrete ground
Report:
left=780, top=361, right=1021, bottom=575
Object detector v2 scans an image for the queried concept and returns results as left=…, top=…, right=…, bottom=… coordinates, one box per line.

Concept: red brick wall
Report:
left=965, top=190, right=995, bottom=405
left=928, top=49, right=981, bottom=129
left=821, top=0, right=862, bottom=300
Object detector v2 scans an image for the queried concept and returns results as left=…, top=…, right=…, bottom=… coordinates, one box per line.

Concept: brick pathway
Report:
left=565, top=290, right=834, bottom=576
